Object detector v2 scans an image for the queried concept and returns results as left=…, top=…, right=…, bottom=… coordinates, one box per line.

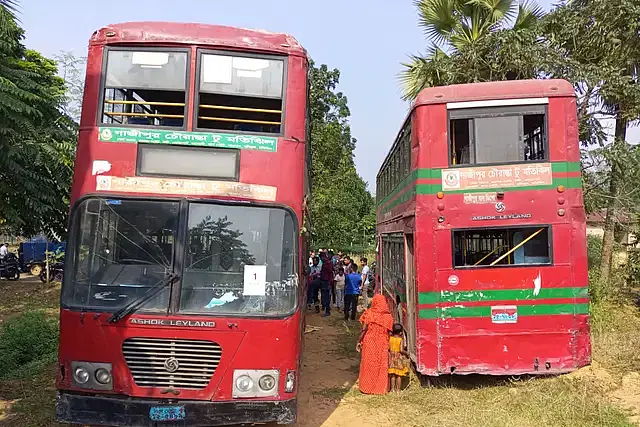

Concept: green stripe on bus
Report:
left=418, top=287, right=589, bottom=305
left=418, top=303, right=590, bottom=319
left=378, top=176, right=582, bottom=214
left=377, top=162, right=582, bottom=209
left=551, top=162, right=581, bottom=173
left=416, top=177, right=582, bottom=196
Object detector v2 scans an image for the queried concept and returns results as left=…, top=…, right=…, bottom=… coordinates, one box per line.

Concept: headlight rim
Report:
left=258, top=374, right=276, bottom=391
left=235, top=374, right=254, bottom=392
left=73, top=366, right=90, bottom=384
left=94, top=367, right=112, bottom=385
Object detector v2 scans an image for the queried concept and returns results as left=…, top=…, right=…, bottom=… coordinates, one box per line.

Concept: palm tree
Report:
left=0, top=0, right=17, bottom=21
left=401, top=0, right=544, bottom=100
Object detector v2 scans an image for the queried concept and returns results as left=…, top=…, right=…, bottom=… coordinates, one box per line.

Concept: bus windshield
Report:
left=62, top=198, right=298, bottom=316
left=63, top=199, right=179, bottom=312
left=180, top=203, right=297, bottom=316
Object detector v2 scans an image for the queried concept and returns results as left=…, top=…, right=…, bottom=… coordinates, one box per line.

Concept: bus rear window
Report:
left=101, top=49, right=188, bottom=128
left=197, top=52, right=285, bottom=134
left=453, top=226, right=551, bottom=268
left=449, top=105, right=546, bottom=165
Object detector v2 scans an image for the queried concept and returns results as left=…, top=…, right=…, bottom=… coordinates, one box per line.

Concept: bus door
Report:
left=404, top=233, right=417, bottom=362
left=434, top=228, right=454, bottom=373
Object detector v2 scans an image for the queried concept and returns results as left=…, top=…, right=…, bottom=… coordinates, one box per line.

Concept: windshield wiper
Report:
left=107, top=272, right=180, bottom=324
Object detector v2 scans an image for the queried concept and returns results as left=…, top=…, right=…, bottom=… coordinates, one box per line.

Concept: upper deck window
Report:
left=449, top=104, right=547, bottom=166
left=196, top=51, right=285, bottom=134
left=376, top=117, right=411, bottom=202
left=101, top=49, right=188, bottom=128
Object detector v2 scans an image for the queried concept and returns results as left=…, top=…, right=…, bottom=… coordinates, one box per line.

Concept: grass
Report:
left=0, top=278, right=61, bottom=427
left=314, top=385, right=360, bottom=401
left=319, top=301, right=639, bottom=427
left=0, top=277, right=60, bottom=321
left=357, top=375, right=633, bottom=427
left=0, top=365, right=60, bottom=427
left=591, top=301, right=640, bottom=377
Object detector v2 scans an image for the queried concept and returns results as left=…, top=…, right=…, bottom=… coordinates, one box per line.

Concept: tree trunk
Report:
left=599, top=109, right=628, bottom=282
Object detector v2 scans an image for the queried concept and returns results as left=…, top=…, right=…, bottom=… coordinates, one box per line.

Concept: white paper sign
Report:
left=132, top=52, right=169, bottom=66
left=243, top=265, right=267, bottom=296
left=202, top=55, right=233, bottom=84
left=92, top=160, right=112, bottom=176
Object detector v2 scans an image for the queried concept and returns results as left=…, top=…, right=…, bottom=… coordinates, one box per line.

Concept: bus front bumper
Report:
left=56, top=392, right=297, bottom=426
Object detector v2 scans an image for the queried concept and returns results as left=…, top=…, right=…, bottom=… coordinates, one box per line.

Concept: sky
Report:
left=19, top=0, right=638, bottom=192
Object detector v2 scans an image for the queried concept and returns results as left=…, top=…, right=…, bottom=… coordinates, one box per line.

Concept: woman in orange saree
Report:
left=356, top=294, right=394, bottom=395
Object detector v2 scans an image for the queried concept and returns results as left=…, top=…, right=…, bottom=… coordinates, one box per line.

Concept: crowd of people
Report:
left=307, top=250, right=409, bottom=394
left=307, top=249, right=371, bottom=319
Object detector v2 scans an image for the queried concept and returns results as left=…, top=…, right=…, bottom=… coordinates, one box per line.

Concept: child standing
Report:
left=335, top=269, right=345, bottom=312
left=388, top=323, right=409, bottom=393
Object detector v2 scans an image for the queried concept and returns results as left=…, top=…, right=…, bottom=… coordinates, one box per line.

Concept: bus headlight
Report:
left=74, top=366, right=90, bottom=384
left=235, top=375, right=254, bottom=392
left=232, top=370, right=279, bottom=398
left=70, top=361, right=113, bottom=391
left=95, top=368, right=112, bottom=385
left=258, top=374, right=276, bottom=391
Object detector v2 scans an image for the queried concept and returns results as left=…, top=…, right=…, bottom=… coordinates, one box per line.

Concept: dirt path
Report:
left=611, top=372, right=640, bottom=426
left=294, top=312, right=392, bottom=427
left=567, top=360, right=640, bottom=426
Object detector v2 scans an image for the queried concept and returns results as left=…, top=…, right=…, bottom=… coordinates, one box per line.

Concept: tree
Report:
left=308, top=62, right=375, bottom=251
left=190, top=215, right=255, bottom=273
left=544, top=0, right=640, bottom=282
left=401, top=0, right=545, bottom=100
left=0, top=5, right=76, bottom=238
left=54, top=51, right=86, bottom=123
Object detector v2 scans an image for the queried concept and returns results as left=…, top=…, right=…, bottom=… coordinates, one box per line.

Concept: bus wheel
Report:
left=419, top=375, right=442, bottom=387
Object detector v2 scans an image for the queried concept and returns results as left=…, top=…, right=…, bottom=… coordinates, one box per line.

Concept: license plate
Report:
left=149, top=406, right=186, bottom=421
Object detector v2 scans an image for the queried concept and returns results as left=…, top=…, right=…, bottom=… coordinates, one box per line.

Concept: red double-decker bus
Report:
left=56, top=22, right=309, bottom=426
left=376, top=79, right=590, bottom=376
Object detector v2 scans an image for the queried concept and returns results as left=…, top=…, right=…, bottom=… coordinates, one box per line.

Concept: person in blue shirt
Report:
left=344, top=264, right=362, bottom=321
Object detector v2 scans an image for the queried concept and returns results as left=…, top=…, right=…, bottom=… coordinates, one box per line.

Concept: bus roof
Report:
left=376, top=79, right=575, bottom=180
left=414, top=79, right=575, bottom=108
left=90, top=21, right=307, bottom=57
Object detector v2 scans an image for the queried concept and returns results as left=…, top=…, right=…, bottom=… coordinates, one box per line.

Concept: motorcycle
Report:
left=0, top=253, right=21, bottom=281
left=40, top=261, right=64, bottom=283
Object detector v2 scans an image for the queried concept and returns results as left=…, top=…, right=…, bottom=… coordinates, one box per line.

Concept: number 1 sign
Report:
left=243, top=265, right=267, bottom=296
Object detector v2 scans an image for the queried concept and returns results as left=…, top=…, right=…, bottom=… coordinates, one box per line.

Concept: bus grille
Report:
left=122, top=337, right=222, bottom=389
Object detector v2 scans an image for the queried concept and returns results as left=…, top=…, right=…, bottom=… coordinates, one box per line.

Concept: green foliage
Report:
left=401, top=0, right=545, bottom=100
left=0, top=311, right=59, bottom=380
left=625, top=250, right=640, bottom=289
left=587, top=235, right=603, bottom=270
left=45, top=246, right=65, bottom=264
left=0, top=6, right=77, bottom=238
left=308, top=62, right=375, bottom=250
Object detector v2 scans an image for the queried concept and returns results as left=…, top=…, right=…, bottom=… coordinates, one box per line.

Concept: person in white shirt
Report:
left=360, top=257, right=371, bottom=308
left=334, top=268, right=345, bottom=312
left=0, top=243, right=8, bottom=260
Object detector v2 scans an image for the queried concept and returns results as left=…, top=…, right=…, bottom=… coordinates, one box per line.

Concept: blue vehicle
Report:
left=18, top=240, right=66, bottom=276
